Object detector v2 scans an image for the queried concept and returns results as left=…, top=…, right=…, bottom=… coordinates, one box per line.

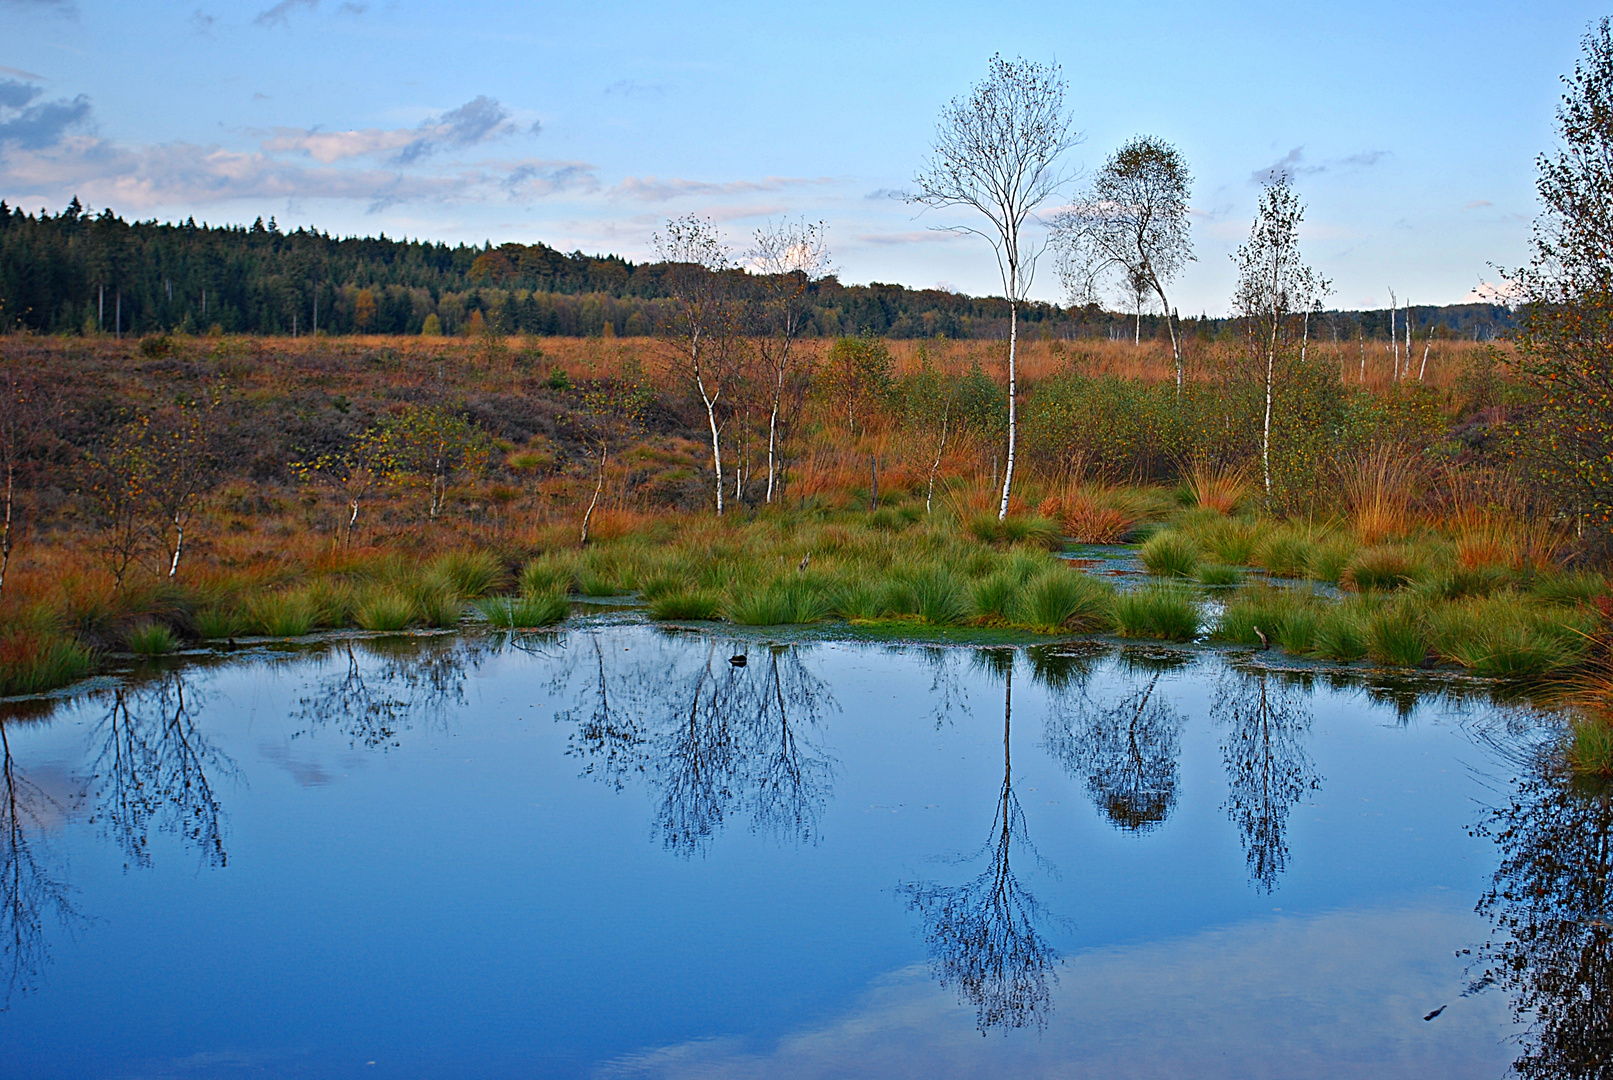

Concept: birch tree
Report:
left=748, top=219, right=831, bottom=504
left=655, top=215, right=737, bottom=515
left=1055, top=135, right=1194, bottom=391
left=911, top=54, right=1077, bottom=521
left=1232, top=173, right=1328, bottom=498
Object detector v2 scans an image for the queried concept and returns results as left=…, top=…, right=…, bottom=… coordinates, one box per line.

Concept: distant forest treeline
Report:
left=0, top=198, right=1516, bottom=342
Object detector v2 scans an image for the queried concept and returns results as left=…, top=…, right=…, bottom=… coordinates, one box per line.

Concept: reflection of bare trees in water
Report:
left=296, top=636, right=492, bottom=748
left=1042, top=669, right=1184, bottom=834
left=560, top=634, right=836, bottom=856
left=86, top=673, right=234, bottom=870
left=1213, top=670, right=1319, bottom=893
left=1469, top=752, right=1613, bottom=1079
left=904, top=650, right=1060, bottom=1033
left=0, top=717, right=80, bottom=1007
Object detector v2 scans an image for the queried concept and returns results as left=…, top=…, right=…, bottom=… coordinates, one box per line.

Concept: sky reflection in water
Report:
left=0, top=625, right=1596, bottom=1077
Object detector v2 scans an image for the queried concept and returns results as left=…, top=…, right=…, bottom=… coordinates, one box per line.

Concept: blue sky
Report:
left=1, top=0, right=1603, bottom=312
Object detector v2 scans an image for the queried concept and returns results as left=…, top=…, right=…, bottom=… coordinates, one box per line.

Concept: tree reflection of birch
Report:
left=560, top=633, right=835, bottom=856
left=1213, top=670, right=1319, bottom=892
left=0, top=715, right=80, bottom=1007
left=295, top=636, right=491, bottom=747
left=86, top=672, right=233, bottom=870
left=1468, top=752, right=1613, bottom=1079
left=904, top=649, right=1060, bottom=1033
left=1042, top=670, right=1184, bottom=833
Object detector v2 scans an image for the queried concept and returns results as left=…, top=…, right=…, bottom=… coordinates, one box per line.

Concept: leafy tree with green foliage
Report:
left=368, top=404, right=493, bottom=520
left=1510, top=18, right=1613, bottom=551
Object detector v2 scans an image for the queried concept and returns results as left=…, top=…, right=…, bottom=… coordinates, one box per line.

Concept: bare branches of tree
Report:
left=1231, top=172, right=1331, bottom=499
left=748, top=219, right=832, bottom=505
left=655, top=215, right=739, bottom=515
left=1055, top=135, right=1194, bottom=391
left=911, top=54, right=1078, bottom=521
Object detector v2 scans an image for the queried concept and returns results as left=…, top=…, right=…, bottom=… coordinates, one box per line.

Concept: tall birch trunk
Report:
left=997, top=299, right=1018, bottom=521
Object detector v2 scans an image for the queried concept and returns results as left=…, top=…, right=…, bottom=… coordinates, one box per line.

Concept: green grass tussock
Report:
left=649, top=590, right=721, bottom=621
left=354, top=586, right=418, bottom=632
left=1014, top=570, right=1115, bottom=633
left=1140, top=531, right=1200, bottom=578
left=476, top=592, right=570, bottom=629
left=0, top=633, right=97, bottom=696
left=126, top=621, right=179, bottom=655
left=1343, top=546, right=1425, bottom=592
left=431, top=550, right=507, bottom=598
left=1113, top=584, right=1201, bottom=642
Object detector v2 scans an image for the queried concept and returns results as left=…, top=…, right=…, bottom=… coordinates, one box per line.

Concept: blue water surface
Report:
left=0, top=625, right=1561, bottom=1078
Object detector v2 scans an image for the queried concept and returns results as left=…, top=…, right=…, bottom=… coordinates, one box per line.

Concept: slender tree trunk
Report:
left=1153, top=281, right=1183, bottom=395
left=0, top=461, right=12, bottom=602
left=168, top=515, right=184, bottom=579
left=1300, top=309, right=1311, bottom=365
left=1418, top=324, right=1433, bottom=381
left=926, top=404, right=950, bottom=514
left=765, top=338, right=789, bottom=505
left=580, top=444, right=606, bottom=546
left=1263, top=286, right=1279, bottom=499
left=701, top=388, right=724, bottom=517
left=997, top=299, right=1018, bottom=522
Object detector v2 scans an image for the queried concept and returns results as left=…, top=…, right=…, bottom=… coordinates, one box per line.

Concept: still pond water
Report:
left=0, top=621, right=1603, bottom=1078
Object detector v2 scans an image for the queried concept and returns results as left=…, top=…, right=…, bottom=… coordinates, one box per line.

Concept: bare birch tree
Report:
left=1055, top=135, right=1194, bottom=390
left=1232, top=173, right=1328, bottom=498
left=910, top=54, right=1077, bottom=521
left=749, top=219, right=831, bottom=504
left=655, top=215, right=737, bottom=515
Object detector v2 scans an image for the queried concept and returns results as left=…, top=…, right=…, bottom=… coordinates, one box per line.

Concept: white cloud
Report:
left=597, top=904, right=1513, bottom=1080
left=264, top=95, right=520, bottom=165
left=610, top=174, right=831, bottom=202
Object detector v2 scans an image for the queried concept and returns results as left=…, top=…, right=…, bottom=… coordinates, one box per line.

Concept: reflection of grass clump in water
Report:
left=1113, top=585, right=1200, bottom=641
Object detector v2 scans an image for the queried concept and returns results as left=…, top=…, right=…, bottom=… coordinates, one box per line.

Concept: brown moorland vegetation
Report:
left=0, top=330, right=1602, bottom=701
